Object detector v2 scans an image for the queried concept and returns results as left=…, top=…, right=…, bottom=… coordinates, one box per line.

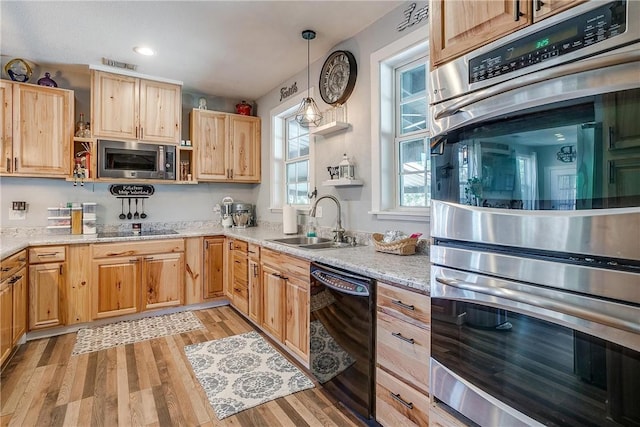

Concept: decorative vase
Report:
left=235, top=101, right=252, bottom=116
left=37, top=72, right=58, bottom=87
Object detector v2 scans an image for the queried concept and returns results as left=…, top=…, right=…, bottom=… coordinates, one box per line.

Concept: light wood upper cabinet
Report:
left=91, top=70, right=181, bottom=144
left=533, top=0, right=585, bottom=23
left=1, top=81, right=72, bottom=176
left=430, top=0, right=532, bottom=68
left=191, top=109, right=261, bottom=183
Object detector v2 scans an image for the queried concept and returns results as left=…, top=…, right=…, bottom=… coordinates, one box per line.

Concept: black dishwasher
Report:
left=309, top=262, right=376, bottom=422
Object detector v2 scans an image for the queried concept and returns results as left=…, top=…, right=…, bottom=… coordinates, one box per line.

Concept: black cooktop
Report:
left=97, top=229, right=179, bottom=238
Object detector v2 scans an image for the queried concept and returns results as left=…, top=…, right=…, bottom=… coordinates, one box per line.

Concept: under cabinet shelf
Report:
left=311, top=121, right=349, bottom=136
left=322, top=178, right=363, bottom=187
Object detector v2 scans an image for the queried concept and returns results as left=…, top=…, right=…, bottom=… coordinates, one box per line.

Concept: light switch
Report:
left=12, top=201, right=26, bottom=211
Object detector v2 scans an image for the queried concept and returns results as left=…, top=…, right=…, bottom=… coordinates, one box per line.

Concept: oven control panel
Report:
left=469, top=0, right=627, bottom=84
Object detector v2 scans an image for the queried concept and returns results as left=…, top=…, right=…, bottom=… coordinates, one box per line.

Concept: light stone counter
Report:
left=1, top=225, right=430, bottom=293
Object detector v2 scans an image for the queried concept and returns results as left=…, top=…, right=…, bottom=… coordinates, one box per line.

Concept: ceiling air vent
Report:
left=101, top=57, right=137, bottom=71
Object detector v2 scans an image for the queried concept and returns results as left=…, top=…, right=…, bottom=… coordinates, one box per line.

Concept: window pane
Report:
left=400, top=139, right=426, bottom=173
left=400, top=64, right=426, bottom=101
left=299, top=135, right=309, bottom=157
left=297, top=160, right=308, bottom=181
left=287, top=184, right=298, bottom=204
left=288, top=119, right=299, bottom=139
left=286, top=163, right=296, bottom=183
left=288, top=138, right=299, bottom=160
left=400, top=99, right=427, bottom=134
left=296, top=183, right=309, bottom=204
left=400, top=173, right=426, bottom=207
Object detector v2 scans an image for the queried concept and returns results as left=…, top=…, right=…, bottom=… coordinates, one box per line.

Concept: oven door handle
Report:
left=434, top=275, right=640, bottom=336
left=434, top=46, right=640, bottom=121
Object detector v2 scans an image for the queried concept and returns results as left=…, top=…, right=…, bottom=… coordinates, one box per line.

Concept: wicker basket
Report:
left=372, top=233, right=418, bottom=255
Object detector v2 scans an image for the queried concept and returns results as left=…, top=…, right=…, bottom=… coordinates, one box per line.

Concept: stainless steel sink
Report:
left=299, top=242, right=353, bottom=250
left=269, top=236, right=333, bottom=246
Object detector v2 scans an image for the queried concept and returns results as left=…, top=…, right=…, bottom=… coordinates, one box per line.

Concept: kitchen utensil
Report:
left=134, top=198, right=140, bottom=219
left=127, top=199, right=132, bottom=219
left=119, top=199, right=126, bottom=220
left=140, top=199, right=147, bottom=219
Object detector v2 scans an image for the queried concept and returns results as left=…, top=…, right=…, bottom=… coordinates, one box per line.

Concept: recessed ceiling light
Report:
left=133, top=46, right=155, bottom=56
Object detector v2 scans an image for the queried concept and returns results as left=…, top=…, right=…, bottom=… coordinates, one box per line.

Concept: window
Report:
left=396, top=59, right=429, bottom=207
left=270, top=91, right=316, bottom=210
left=370, top=30, right=429, bottom=221
left=285, top=116, right=311, bottom=205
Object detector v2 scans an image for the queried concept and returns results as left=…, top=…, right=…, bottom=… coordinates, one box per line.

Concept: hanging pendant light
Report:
left=295, top=30, right=323, bottom=127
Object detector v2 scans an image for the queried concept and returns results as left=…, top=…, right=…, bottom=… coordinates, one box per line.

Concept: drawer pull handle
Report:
left=390, top=392, right=413, bottom=409
left=37, top=252, right=60, bottom=257
left=392, top=300, right=415, bottom=311
left=392, top=332, right=415, bottom=344
left=1, top=267, right=10, bottom=272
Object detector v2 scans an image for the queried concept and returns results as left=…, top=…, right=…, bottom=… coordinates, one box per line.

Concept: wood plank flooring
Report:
left=1, top=306, right=365, bottom=426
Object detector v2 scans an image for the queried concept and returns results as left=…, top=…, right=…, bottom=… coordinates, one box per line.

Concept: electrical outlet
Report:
left=315, top=206, right=323, bottom=217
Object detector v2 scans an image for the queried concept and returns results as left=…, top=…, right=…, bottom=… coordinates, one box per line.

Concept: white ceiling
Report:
left=1, top=1, right=402, bottom=100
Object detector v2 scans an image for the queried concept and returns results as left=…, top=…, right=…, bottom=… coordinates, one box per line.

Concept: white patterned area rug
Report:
left=184, top=330, right=315, bottom=420
left=72, top=311, right=205, bottom=355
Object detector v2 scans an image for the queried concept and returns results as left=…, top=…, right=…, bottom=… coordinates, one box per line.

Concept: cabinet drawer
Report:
left=429, top=403, right=468, bottom=427
left=377, top=282, right=430, bottom=328
left=248, top=243, right=260, bottom=260
left=92, top=239, right=184, bottom=258
left=232, top=240, right=248, bottom=253
left=29, top=246, right=66, bottom=264
left=376, top=367, right=429, bottom=427
left=377, top=310, right=430, bottom=393
left=262, top=249, right=309, bottom=280
left=1, top=250, right=27, bottom=281
left=233, top=256, right=248, bottom=286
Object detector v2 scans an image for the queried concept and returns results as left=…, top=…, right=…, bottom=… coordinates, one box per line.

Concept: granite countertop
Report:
left=1, top=226, right=430, bottom=293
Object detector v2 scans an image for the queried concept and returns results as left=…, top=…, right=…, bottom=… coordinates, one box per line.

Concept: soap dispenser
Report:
left=307, top=217, right=317, bottom=237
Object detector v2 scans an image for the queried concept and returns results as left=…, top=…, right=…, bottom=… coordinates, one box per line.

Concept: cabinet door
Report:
left=223, top=239, right=234, bottom=300
left=229, top=115, right=261, bottom=182
left=248, top=258, right=261, bottom=323
left=67, top=245, right=92, bottom=325
left=92, top=257, right=139, bottom=319
left=185, top=237, right=204, bottom=304
left=1, top=80, right=13, bottom=174
left=13, top=84, right=72, bottom=176
left=91, top=71, right=139, bottom=140
left=533, top=0, right=584, bottom=23
left=430, top=0, right=531, bottom=67
left=1, top=279, right=12, bottom=365
left=285, top=275, right=310, bottom=362
left=141, top=252, right=184, bottom=311
left=261, top=264, right=285, bottom=341
left=203, top=237, right=224, bottom=299
left=139, top=79, right=181, bottom=143
left=12, top=268, right=27, bottom=344
left=29, top=262, right=63, bottom=329
left=192, top=110, right=228, bottom=181
left=232, top=250, right=249, bottom=314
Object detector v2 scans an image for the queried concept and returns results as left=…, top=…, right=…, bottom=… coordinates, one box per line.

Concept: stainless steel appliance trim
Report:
left=434, top=45, right=640, bottom=122
left=431, top=266, right=640, bottom=352
left=430, top=0, right=639, bottom=105
left=430, top=358, right=544, bottom=427
left=97, top=139, right=176, bottom=180
left=431, top=200, right=640, bottom=261
left=430, top=245, right=640, bottom=304
left=430, top=57, right=639, bottom=136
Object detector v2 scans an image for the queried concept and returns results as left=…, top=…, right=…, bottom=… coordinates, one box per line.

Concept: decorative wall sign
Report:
left=398, top=2, right=428, bottom=32
left=280, top=82, right=298, bottom=102
left=557, top=146, right=577, bottom=163
left=109, top=184, right=155, bottom=196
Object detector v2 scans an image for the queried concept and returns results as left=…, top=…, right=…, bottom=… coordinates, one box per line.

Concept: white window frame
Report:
left=269, top=90, right=316, bottom=212
left=370, top=30, right=429, bottom=221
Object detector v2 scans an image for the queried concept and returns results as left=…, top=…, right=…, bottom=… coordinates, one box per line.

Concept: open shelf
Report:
left=322, top=178, right=363, bottom=187
left=311, top=121, right=349, bottom=136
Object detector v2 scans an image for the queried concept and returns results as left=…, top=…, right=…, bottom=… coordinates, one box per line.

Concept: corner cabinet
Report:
left=91, top=70, right=181, bottom=144
left=191, top=109, right=261, bottom=183
left=1, top=80, right=72, bottom=177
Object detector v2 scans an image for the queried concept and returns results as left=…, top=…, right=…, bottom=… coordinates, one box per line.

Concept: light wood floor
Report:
left=1, top=306, right=365, bottom=426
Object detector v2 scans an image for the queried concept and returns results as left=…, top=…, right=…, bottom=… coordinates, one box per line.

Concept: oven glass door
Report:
left=432, top=87, right=640, bottom=210
left=432, top=298, right=640, bottom=426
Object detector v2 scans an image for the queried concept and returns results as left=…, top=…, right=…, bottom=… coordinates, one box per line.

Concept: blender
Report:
left=221, top=196, right=234, bottom=228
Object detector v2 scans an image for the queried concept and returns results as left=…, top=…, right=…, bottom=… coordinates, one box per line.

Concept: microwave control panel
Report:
left=468, top=0, right=627, bottom=84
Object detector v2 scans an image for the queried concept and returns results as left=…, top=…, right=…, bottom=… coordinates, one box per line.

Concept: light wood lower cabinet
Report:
left=284, top=275, right=309, bottom=362
left=203, top=237, right=224, bottom=300
left=11, top=267, right=27, bottom=344
left=1, top=279, right=13, bottom=365
left=1, top=249, right=28, bottom=366
left=91, top=239, right=184, bottom=319
left=248, top=243, right=261, bottom=324
left=184, top=237, right=203, bottom=304
left=375, top=281, right=431, bottom=426
left=29, top=246, right=66, bottom=330
left=261, top=263, right=285, bottom=341
left=66, top=245, right=92, bottom=325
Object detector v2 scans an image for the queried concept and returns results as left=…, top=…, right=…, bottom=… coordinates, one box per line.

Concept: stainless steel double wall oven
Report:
left=429, top=1, right=639, bottom=426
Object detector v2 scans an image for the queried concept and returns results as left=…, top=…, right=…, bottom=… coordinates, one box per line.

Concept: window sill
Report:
left=368, top=209, right=430, bottom=222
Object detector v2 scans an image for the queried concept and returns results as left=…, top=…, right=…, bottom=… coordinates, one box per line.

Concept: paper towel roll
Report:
left=282, top=205, right=297, bottom=234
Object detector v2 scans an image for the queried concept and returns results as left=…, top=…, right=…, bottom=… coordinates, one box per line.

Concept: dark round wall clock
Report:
left=319, top=50, right=357, bottom=106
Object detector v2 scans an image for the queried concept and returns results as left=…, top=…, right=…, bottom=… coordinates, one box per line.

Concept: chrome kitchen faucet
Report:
left=309, top=195, right=345, bottom=243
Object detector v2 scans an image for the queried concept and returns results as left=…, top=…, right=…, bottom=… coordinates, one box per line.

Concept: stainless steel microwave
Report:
left=97, top=140, right=176, bottom=180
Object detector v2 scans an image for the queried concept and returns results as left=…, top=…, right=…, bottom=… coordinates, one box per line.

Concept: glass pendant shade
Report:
left=295, top=97, right=323, bottom=127
left=295, top=29, right=322, bottom=127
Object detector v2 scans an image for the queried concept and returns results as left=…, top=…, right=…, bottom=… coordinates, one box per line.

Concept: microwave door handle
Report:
left=433, top=47, right=640, bottom=121
left=158, top=146, right=165, bottom=174
left=434, top=276, right=640, bottom=336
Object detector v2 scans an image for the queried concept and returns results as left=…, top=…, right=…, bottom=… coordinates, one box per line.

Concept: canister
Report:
left=71, top=204, right=83, bottom=235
